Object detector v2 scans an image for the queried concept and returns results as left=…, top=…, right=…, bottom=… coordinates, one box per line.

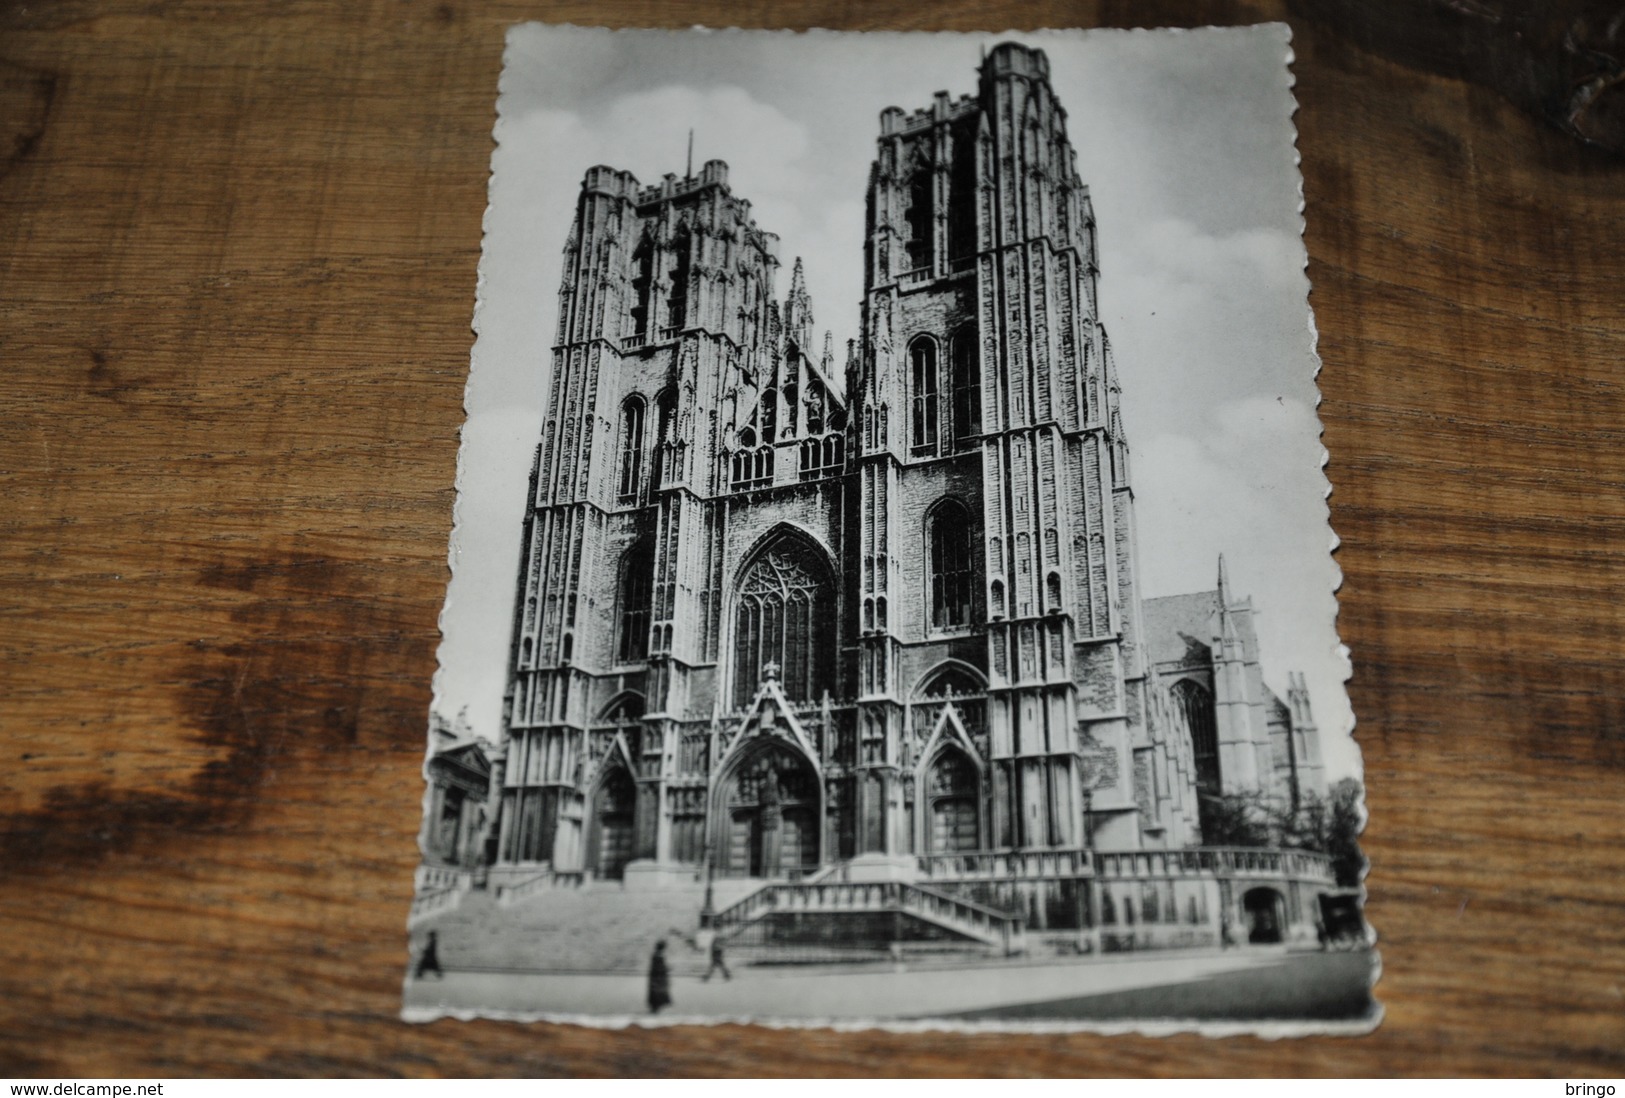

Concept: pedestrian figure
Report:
left=702, top=934, right=732, bottom=982
left=647, top=939, right=672, bottom=1014
left=414, top=930, right=443, bottom=980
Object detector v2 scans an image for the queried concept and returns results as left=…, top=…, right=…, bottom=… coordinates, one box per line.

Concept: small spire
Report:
left=1217, top=554, right=1230, bottom=604
left=686, top=129, right=694, bottom=180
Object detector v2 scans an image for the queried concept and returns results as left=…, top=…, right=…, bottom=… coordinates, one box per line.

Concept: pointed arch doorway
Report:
left=925, top=747, right=981, bottom=854
left=587, top=765, right=637, bottom=880
left=712, top=739, right=821, bottom=878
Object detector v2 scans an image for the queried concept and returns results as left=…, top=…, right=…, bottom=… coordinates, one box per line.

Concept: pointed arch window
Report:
left=910, top=337, right=939, bottom=454
left=917, top=663, right=984, bottom=699
left=617, top=545, right=653, bottom=663
left=950, top=325, right=980, bottom=446
left=929, top=501, right=975, bottom=630
left=617, top=397, right=645, bottom=501
left=733, top=537, right=835, bottom=708
left=761, top=388, right=778, bottom=445
left=1173, top=679, right=1220, bottom=794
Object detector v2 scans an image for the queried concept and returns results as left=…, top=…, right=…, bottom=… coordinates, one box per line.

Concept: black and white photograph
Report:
left=404, top=22, right=1375, bottom=1031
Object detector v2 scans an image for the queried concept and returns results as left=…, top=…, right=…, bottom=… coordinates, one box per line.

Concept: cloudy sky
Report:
left=438, top=24, right=1359, bottom=781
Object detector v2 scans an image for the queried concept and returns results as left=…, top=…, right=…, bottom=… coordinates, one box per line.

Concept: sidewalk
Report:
left=403, top=948, right=1290, bottom=1022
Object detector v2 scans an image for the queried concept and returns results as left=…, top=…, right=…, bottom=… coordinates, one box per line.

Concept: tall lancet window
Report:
left=910, top=336, right=939, bottom=454
left=929, top=501, right=975, bottom=630
left=905, top=167, right=934, bottom=271
left=617, top=396, right=645, bottom=501
left=732, top=536, right=834, bottom=708
left=654, top=389, right=676, bottom=488
left=616, top=545, right=653, bottom=663
left=629, top=239, right=653, bottom=337
left=950, top=325, right=980, bottom=446
left=666, top=227, right=690, bottom=333
left=948, top=129, right=978, bottom=265
left=1173, top=679, right=1220, bottom=794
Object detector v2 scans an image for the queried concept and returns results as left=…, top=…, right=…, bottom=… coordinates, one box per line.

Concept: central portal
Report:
left=717, top=739, right=820, bottom=878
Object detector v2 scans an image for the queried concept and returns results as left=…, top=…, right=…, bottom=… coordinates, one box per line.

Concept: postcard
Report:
left=406, top=22, right=1373, bottom=1033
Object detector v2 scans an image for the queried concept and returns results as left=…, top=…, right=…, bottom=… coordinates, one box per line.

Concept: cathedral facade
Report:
left=482, top=43, right=1325, bottom=903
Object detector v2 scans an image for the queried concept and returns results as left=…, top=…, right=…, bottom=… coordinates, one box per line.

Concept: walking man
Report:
left=702, top=933, right=732, bottom=982
left=414, top=930, right=443, bottom=980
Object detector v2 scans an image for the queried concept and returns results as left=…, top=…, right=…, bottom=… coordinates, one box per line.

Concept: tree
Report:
left=1324, top=778, right=1366, bottom=888
left=1199, top=791, right=1273, bottom=847
left=1199, top=781, right=1366, bottom=888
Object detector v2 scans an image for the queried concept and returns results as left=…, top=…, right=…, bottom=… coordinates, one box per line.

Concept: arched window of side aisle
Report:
left=911, top=336, right=939, bottom=454
left=950, top=325, right=980, bottom=446
left=617, top=545, right=653, bottom=663
left=617, top=396, right=645, bottom=501
left=929, top=500, right=975, bottom=630
left=1173, top=678, right=1220, bottom=794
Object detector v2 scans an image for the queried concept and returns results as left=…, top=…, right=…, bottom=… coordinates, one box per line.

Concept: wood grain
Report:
left=1, top=0, right=1622, bottom=1077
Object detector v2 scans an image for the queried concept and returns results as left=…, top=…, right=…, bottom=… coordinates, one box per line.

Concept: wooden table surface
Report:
left=2, top=0, right=1622, bottom=1078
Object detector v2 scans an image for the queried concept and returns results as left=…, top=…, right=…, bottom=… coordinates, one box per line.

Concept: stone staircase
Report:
left=712, top=879, right=1027, bottom=955
left=415, top=878, right=745, bottom=973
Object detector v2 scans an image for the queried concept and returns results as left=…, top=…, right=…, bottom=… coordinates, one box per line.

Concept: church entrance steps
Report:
left=416, top=881, right=712, bottom=973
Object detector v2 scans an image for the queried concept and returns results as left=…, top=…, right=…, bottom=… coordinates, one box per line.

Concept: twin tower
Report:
left=489, top=44, right=1285, bottom=887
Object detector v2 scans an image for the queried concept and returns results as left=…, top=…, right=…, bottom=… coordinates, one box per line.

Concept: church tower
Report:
left=851, top=42, right=1158, bottom=857
left=497, top=161, right=810, bottom=882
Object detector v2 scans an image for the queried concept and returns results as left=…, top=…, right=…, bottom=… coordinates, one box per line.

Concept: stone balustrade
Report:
left=917, top=847, right=1092, bottom=882
left=1093, top=846, right=1334, bottom=883
left=414, top=864, right=472, bottom=892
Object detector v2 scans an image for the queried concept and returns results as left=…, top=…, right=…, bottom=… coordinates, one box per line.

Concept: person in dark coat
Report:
left=647, top=940, right=672, bottom=1014
left=414, top=930, right=443, bottom=980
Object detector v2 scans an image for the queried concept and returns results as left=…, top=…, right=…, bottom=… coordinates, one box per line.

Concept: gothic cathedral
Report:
left=485, top=43, right=1325, bottom=893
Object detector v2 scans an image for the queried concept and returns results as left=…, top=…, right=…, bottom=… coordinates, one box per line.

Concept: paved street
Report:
left=403, top=947, right=1338, bottom=1024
